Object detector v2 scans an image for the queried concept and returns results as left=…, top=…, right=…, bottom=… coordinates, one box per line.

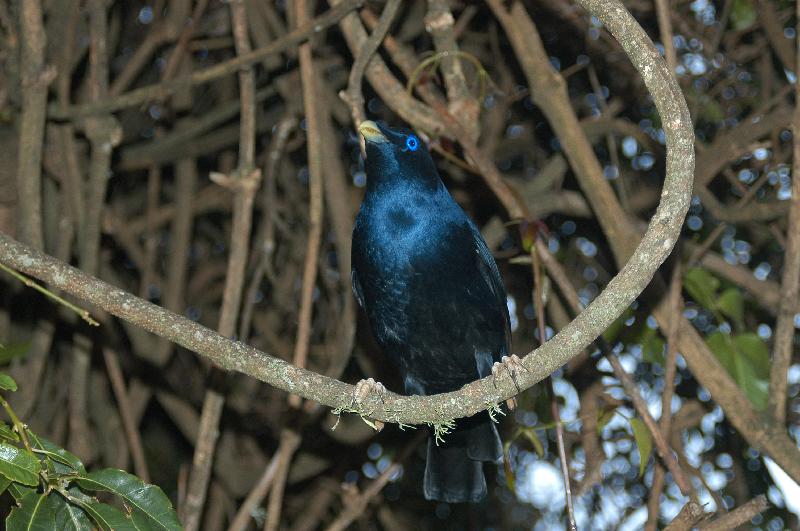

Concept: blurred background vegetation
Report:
left=0, top=0, right=798, bottom=529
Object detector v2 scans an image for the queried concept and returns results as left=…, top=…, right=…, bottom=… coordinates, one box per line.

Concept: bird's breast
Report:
left=368, top=197, right=448, bottom=254
left=354, top=186, right=468, bottom=283
left=387, top=207, right=416, bottom=231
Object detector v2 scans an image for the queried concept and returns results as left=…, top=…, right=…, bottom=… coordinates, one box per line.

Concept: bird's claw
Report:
left=351, top=378, right=387, bottom=407
left=491, top=354, right=527, bottom=393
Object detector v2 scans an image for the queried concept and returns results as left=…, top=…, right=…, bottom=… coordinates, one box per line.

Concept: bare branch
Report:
left=698, top=495, right=769, bottom=531
left=769, top=0, right=800, bottom=424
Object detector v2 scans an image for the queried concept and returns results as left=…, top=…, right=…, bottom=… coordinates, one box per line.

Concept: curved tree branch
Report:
left=0, top=0, right=693, bottom=426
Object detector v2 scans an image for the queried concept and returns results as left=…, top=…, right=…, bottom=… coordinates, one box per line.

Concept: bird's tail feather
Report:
left=423, top=413, right=502, bottom=503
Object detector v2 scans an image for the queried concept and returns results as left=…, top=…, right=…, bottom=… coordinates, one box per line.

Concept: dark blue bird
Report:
left=351, top=120, right=512, bottom=503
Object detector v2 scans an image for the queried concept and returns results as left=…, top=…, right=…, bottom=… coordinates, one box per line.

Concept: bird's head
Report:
left=358, top=120, right=440, bottom=192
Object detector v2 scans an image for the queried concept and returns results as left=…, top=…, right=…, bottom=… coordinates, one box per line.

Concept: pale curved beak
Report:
left=358, top=120, right=388, bottom=143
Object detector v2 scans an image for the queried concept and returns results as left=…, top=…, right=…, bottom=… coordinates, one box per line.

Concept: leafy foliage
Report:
left=6, top=489, right=61, bottom=531
left=684, top=267, right=720, bottom=311
left=683, top=268, right=768, bottom=406
left=628, top=417, right=653, bottom=477
left=0, top=343, right=30, bottom=366
left=0, top=373, right=182, bottom=530
left=706, top=332, right=770, bottom=409
left=731, top=0, right=757, bottom=30
left=0, top=374, right=17, bottom=392
left=0, top=443, right=41, bottom=486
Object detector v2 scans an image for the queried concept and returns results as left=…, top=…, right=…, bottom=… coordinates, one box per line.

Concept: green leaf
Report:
left=0, top=342, right=30, bottom=365
left=629, top=417, right=653, bottom=477
left=502, top=441, right=515, bottom=493
left=0, top=442, right=42, bottom=486
left=731, top=0, right=756, bottom=30
left=0, top=373, right=18, bottom=392
left=716, top=288, right=744, bottom=327
left=597, top=408, right=616, bottom=433
left=0, top=475, right=12, bottom=495
left=641, top=328, right=665, bottom=365
left=28, top=432, right=85, bottom=475
left=80, top=501, right=142, bottom=531
left=7, top=483, right=36, bottom=503
left=74, top=469, right=181, bottom=531
left=51, top=492, right=93, bottom=531
left=706, top=332, right=768, bottom=409
left=517, top=427, right=544, bottom=458
left=6, top=490, right=59, bottom=531
left=732, top=333, right=770, bottom=379
left=683, top=268, right=720, bottom=310
left=0, top=422, right=20, bottom=442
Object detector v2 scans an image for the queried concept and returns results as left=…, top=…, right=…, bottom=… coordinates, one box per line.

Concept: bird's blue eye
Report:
left=405, top=135, right=419, bottom=151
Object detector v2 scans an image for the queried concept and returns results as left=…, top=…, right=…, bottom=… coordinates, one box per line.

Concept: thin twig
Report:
left=653, top=0, right=677, bottom=72
left=181, top=391, right=225, bottom=530
left=605, top=352, right=693, bottom=495
left=161, top=0, right=210, bottom=82
left=697, top=495, right=769, bottom=530
left=0, top=394, right=31, bottom=451
left=424, top=0, right=480, bottom=139
left=16, top=0, right=50, bottom=251
left=288, top=0, right=325, bottom=409
left=0, top=263, right=99, bottom=326
left=152, top=157, right=197, bottom=366
left=52, top=0, right=84, bottom=153
left=317, top=111, right=358, bottom=380
left=81, top=0, right=119, bottom=276
left=588, top=64, right=629, bottom=210
left=264, top=429, right=301, bottom=531
left=102, top=348, right=151, bottom=483
left=659, top=264, right=683, bottom=465
left=340, top=0, right=402, bottom=148
left=531, top=245, right=576, bottom=530
left=139, top=149, right=163, bottom=300
left=769, top=0, right=800, bottom=424
left=227, top=430, right=301, bottom=531
left=646, top=264, right=683, bottom=531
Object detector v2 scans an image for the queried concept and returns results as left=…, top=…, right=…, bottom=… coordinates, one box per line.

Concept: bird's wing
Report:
left=351, top=267, right=365, bottom=309
left=469, top=221, right=512, bottom=352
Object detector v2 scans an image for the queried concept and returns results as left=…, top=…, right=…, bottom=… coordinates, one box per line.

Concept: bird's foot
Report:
left=492, top=354, right=527, bottom=393
left=351, top=377, right=387, bottom=407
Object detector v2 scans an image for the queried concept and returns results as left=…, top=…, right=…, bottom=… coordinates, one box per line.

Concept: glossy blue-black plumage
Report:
left=351, top=121, right=510, bottom=503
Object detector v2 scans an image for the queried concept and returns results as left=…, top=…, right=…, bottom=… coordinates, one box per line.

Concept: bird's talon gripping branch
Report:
left=330, top=378, right=388, bottom=431
left=491, top=354, right=527, bottom=393
left=351, top=377, right=387, bottom=407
